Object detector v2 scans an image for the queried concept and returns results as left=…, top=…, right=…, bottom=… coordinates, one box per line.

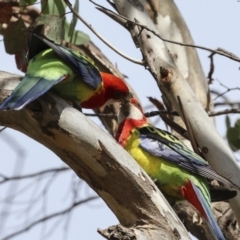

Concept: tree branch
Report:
left=0, top=167, right=70, bottom=184
left=0, top=71, right=190, bottom=239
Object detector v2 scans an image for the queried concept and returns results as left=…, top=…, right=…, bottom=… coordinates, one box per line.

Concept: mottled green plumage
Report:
left=0, top=35, right=129, bottom=110
left=28, top=49, right=102, bottom=105
left=0, top=49, right=101, bottom=110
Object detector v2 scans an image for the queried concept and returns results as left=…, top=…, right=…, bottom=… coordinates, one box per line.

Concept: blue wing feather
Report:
left=190, top=181, right=225, bottom=240
left=34, top=34, right=102, bottom=90
left=0, top=75, right=65, bottom=110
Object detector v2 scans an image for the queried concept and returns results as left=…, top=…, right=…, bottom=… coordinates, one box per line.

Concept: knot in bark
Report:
left=160, top=67, right=171, bottom=83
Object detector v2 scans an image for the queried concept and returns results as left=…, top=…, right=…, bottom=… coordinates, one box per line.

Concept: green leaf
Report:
left=226, top=115, right=231, bottom=128
left=20, top=0, right=37, bottom=6
left=33, top=14, right=65, bottom=43
left=226, top=118, right=240, bottom=151
left=41, top=0, right=66, bottom=15
left=27, top=14, right=65, bottom=59
left=4, top=19, right=27, bottom=54
left=68, top=0, right=79, bottom=43
left=64, top=21, right=90, bottom=45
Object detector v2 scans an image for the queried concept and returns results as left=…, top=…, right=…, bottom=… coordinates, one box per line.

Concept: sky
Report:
left=0, top=1, right=240, bottom=240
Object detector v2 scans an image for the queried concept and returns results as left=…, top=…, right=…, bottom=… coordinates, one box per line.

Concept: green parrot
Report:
left=0, top=35, right=129, bottom=110
left=115, top=98, right=239, bottom=240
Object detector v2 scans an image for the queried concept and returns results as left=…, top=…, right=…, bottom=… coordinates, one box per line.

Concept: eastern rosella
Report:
left=116, top=98, right=238, bottom=240
left=0, top=35, right=129, bottom=110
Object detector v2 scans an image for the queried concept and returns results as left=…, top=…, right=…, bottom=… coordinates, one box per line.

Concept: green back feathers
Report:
left=0, top=47, right=102, bottom=110
left=28, top=49, right=75, bottom=80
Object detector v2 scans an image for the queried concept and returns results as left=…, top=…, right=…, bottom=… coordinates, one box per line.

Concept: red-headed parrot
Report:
left=0, top=35, right=129, bottom=110
left=116, top=98, right=239, bottom=240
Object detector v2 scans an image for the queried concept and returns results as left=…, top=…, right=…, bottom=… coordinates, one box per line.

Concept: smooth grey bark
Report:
left=142, top=0, right=214, bottom=138
left=113, top=0, right=240, bottom=223
left=143, top=0, right=209, bottom=107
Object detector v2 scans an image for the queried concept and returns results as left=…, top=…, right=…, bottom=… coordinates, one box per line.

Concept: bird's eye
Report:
left=114, top=91, right=121, bottom=98
left=115, top=91, right=127, bottom=99
left=135, top=103, right=142, bottom=110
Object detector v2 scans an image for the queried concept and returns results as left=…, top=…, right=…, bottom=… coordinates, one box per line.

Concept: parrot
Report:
left=0, top=35, right=130, bottom=110
left=116, top=98, right=239, bottom=240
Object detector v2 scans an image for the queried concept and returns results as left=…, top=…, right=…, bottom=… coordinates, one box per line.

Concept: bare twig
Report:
left=0, top=131, right=26, bottom=234
left=92, top=1, right=240, bottom=63
left=0, top=127, right=6, bottom=133
left=0, top=167, right=70, bottom=184
left=40, top=170, right=65, bottom=237
left=177, top=96, right=201, bottom=156
left=1, top=196, right=99, bottom=240
left=84, top=112, right=116, bottom=118
left=214, top=102, right=240, bottom=107
left=21, top=169, right=62, bottom=235
left=207, top=52, right=215, bottom=84
left=145, top=108, right=240, bottom=118
left=209, top=108, right=240, bottom=117
left=86, top=107, right=240, bottom=119
left=145, top=110, right=178, bottom=117
left=63, top=0, right=143, bottom=65
left=211, top=90, right=231, bottom=104
left=85, top=109, right=178, bottom=118
left=213, top=79, right=240, bottom=100
left=216, top=47, right=240, bottom=61
left=146, top=109, right=240, bottom=118
left=148, top=97, right=189, bottom=140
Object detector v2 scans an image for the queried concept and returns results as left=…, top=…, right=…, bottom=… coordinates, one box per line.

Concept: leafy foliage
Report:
left=0, top=2, right=12, bottom=24
left=20, top=0, right=37, bottom=6
left=4, top=19, right=27, bottom=54
left=64, top=21, right=90, bottom=45
left=226, top=116, right=240, bottom=151
left=1, top=0, right=90, bottom=70
left=33, top=14, right=65, bottom=44
left=41, top=0, right=66, bottom=15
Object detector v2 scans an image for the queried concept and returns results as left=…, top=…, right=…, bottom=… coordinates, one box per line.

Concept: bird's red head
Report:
left=100, top=73, right=130, bottom=104
left=129, top=98, right=144, bottom=113
left=115, top=97, right=147, bottom=145
left=117, top=97, right=146, bottom=125
left=81, top=73, right=129, bottom=109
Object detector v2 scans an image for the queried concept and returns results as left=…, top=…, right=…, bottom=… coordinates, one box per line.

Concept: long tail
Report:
left=181, top=180, right=225, bottom=240
left=0, top=75, right=65, bottom=110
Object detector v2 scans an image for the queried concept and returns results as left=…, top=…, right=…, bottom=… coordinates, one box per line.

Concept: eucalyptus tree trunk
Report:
left=112, top=0, right=240, bottom=238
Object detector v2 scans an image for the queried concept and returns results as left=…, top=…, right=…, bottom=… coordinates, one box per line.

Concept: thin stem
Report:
left=63, top=0, right=143, bottom=65
left=1, top=196, right=99, bottom=240
left=92, top=1, right=240, bottom=63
